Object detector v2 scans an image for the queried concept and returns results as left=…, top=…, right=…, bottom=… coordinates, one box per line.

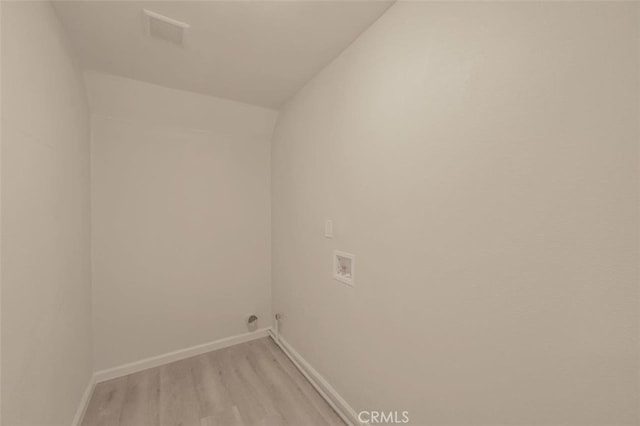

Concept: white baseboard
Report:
left=94, top=328, right=270, bottom=383
left=267, top=329, right=364, bottom=426
left=71, top=375, right=96, bottom=426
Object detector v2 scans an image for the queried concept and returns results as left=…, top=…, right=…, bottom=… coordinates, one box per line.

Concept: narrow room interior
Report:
left=1, top=1, right=639, bottom=425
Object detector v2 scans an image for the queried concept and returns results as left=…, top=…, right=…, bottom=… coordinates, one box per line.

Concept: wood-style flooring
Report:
left=82, top=337, right=345, bottom=426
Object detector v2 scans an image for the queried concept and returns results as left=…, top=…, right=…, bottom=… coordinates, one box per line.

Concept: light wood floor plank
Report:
left=259, top=339, right=344, bottom=426
left=190, top=353, right=234, bottom=418
left=82, top=376, right=127, bottom=426
left=158, top=357, right=202, bottom=426
left=200, top=406, right=244, bottom=426
left=119, top=368, right=160, bottom=426
left=244, top=340, right=328, bottom=425
left=82, top=337, right=344, bottom=426
left=213, top=342, right=271, bottom=426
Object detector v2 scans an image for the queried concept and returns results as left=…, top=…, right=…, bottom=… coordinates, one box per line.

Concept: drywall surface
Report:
left=1, top=2, right=93, bottom=425
left=271, top=2, right=640, bottom=424
left=87, top=71, right=277, bottom=370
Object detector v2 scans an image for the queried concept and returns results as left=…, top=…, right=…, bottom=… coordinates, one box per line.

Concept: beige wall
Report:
left=271, top=2, right=640, bottom=425
left=1, top=2, right=93, bottom=425
left=87, top=71, right=278, bottom=370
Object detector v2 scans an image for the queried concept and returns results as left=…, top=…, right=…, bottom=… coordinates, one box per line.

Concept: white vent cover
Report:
left=143, top=9, right=190, bottom=46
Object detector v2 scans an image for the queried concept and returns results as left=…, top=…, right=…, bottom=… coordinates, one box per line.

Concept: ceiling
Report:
left=53, top=1, right=393, bottom=109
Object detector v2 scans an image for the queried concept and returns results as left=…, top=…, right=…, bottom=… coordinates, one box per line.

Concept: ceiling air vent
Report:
left=143, top=9, right=190, bottom=46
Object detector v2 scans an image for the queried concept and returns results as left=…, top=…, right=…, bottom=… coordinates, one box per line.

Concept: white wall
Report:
left=87, top=71, right=278, bottom=370
left=271, top=2, right=640, bottom=425
left=1, top=2, right=92, bottom=425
